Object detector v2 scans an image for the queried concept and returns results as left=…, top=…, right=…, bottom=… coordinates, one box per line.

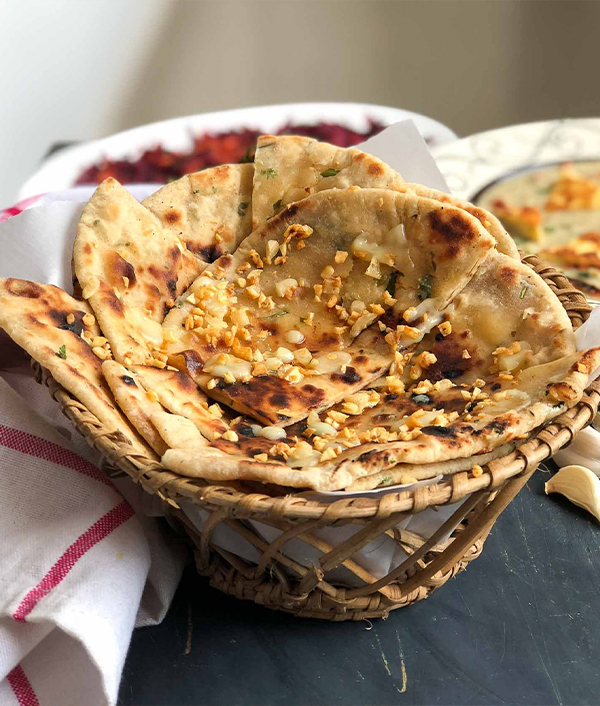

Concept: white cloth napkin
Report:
left=0, top=188, right=188, bottom=706
left=553, top=306, right=600, bottom=474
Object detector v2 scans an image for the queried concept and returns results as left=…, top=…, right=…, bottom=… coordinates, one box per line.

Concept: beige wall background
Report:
left=2, top=0, right=600, bottom=205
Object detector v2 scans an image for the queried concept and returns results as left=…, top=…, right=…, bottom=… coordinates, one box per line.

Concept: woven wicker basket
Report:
left=34, top=253, right=600, bottom=621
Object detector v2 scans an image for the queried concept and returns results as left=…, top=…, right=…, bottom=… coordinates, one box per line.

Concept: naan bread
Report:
left=345, top=442, right=518, bottom=491
left=74, top=178, right=200, bottom=366
left=162, top=188, right=495, bottom=425
left=161, top=348, right=600, bottom=490
left=251, top=135, right=404, bottom=229
left=0, top=278, right=151, bottom=456
left=393, top=252, right=576, bottom=386
left=251, top=137, right=516, bottom=261
left=142, top=164, right=254, bottom=261
left=150, top=410, right=210, bottom=450
left=130, top=365, right=229, bottom=441
left=102, top=360, right=168, bottom=455
left=398, top=184, right=520, bottom=260
left=330, top=348, right=600, bottom=476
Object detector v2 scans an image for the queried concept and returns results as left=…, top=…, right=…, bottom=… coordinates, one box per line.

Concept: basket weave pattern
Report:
left=35, top=254, right=600, bottom=620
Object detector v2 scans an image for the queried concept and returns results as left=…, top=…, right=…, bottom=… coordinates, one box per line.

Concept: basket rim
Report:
left=38, top=253, right=599, bottom=521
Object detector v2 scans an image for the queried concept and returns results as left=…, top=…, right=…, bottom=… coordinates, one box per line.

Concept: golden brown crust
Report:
left=0, top=278, right=152, bottom=456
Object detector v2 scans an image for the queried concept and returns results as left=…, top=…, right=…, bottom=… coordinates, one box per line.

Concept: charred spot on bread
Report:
left=55, top=312, right=84, bottom=336
left=332, top=367, right=361, bottom=384
left=421, top=425, right=457, bottom=438
left=6, top=278, right=44, bottom=299
left=197, top=244, right=223, bottom=262
left=164, top=209, right=182, bottom=224
left=110, top=251, right=137, bottom=288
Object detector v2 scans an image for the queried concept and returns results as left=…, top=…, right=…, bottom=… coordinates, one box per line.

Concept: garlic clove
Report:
left=545, top=464, right=600, bottom=522
left=553, top=427, right=600, bottom=477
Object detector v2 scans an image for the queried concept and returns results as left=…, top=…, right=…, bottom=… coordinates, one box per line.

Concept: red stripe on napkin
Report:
left=0, top=424, right=112, bottom=487
left=13, top=501, right=134, bottom=622
left=7, top=665, right=40, bottom=706
left=0, top=194, right=44, bottom=224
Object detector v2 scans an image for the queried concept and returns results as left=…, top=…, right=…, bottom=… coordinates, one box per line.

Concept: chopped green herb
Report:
left=238, top=202, right=249, bottom=217
left=320, top=168, right=340, bottom=178
left=261, top=168, right=277, bottom=179
left=417, top=273, right=434, bottom=301
left=519, top=283, right=529, bottom=299
left=93, top=220, right=100, bottom=227
left=579, top=270, right=593, bottom=279
left=167, top=176, right=177, bottom=183
left=379, top=476, right=392, bottom=486
left=193, top=189, right=200, bottom=195
left=544, top=225, right=555, bottom=233
left=56, top=345, right=67, bottom=360
left=272, top=199, right=283, bottom=214
left=385, top=271, right=398, bottom=297
left=211, top=186, right=218, bottom=195
left=116, top=241, right=130, bottom=247
left=411, top=213, right=418, bottom=219
left=240, top=146, right=255, bottom=163
left=264, top=310, right=288, bottom=320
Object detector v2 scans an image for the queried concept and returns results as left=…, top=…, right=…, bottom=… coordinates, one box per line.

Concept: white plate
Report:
left=432, top=118, right=600, bottom=307
left=18, top=102, right=456, bottom=199
left=431, top=117, right=600, bottom=199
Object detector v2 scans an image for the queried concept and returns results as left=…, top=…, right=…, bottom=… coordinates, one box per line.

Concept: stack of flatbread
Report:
left=2, top=135, right=599, bottom=492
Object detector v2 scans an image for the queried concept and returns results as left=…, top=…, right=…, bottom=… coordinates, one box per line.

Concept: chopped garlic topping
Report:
left=307, top=411, right=337, bottom=437
left=275, top=278, right=298, bottom=298
left=285, top=330, right=305, bottom=345
left=203, top=353, right=252, bottom=381
left=251, top=425, right=287, bottom=441
left=275, top=347, right=294, bottom=363
left=365, top=256, right=382, bottom=279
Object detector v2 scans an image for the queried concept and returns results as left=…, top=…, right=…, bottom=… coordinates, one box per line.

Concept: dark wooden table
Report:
left=117, top=467, right=600, bottom=706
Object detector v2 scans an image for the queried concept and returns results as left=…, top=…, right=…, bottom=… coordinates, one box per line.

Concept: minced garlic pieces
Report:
left=350, top=311, right=377, bottom=338
left=414, top=351, right=437, bottom=369
left=438, top=321, right=452, bottom=337
left=386, top=375, right=405, bottom=394
left=275, top=278, right=298, bottom=299
left=385, top=324, right=422, bottom=349
left=365, top=257, right=382, bottom=279
left=341, top=390, right=380, bottom=415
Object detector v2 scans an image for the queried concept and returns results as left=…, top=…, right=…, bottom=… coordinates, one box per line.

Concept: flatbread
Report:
left=102, top=360, right=168, bottom=455
left=393, top=251, right=576, bottom=386
left=130, top=365, right=229, bottom=441
left=74, top=178, right=201, bottom=366
left=251, top=135, right=404, bottom=229
left=330, top=348, right=600, bottom=476
left=161, top=348, right=600, bottom=490
left=397, top=184, right=521, bottom=260
left=344, top=442, right=518, bottom=491
left=251, top=138, right=516, bottom=262
left=142, top=164, right=254, bottom=261
left=162, top=188, right=495, bottom=425
left=0, top=278, right=151, bottom=456
left=150, top=410, right=210, bottom=450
